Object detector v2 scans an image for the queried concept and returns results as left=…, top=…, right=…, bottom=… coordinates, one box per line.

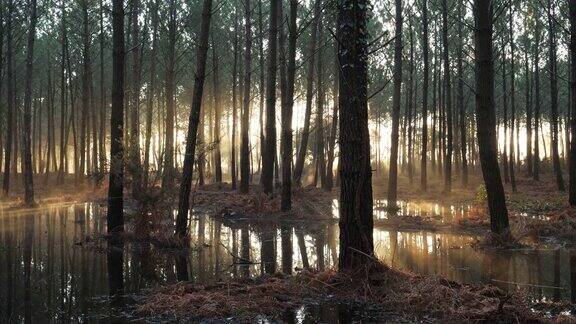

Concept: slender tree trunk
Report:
left=548, top=0, right=565, bottom=191
left=569, top=0, right=576, bottom=205
left=442, top=0, right=453, bottom=193
left=129, top=0, right=142, bottom=195
left=420, top=0, right=429, bottom=191
left=144, top=0, right=158, bottom=184
left=326, top=41, right=339, bottom=190
left=281, top=0, right=297, bottom=210
left=473, top=0, right=510, bottom=237
left=387, top=0, right=403, bottom=210
left=175, top=0, right=213, bottom=239
left=57, top=0, right=67, bottom=184
left=107, top=0, right=126, bottom=235
left=162, top=0, right=177, bottom=192
left=261, top=0, right=279, bottom=194
left=3, top=0, right=13, bottom=196
left=231, top=20, right=239, bottom=190
left=98, top=0, right=106, bottom=178
left=508, top=7, right=517, bottom=192
left=212, top=40, right=222, bottom=183
left=22, top=0, right=38, bottom=206
left=534, top=15, right=541, bottom=181
left=293, top=0, right=321, bottom=186
left=240, top=0, right=253, bottom=194
left=457, top=0, right=467, bottom=187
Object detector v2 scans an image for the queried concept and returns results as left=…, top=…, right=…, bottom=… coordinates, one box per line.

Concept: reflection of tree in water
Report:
left=260, top=229, right=276, bottom=275
left=281, top=226, right=293, bottom=275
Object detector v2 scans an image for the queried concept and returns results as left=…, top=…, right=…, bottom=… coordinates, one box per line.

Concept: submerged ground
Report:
left=0, top=171, right=576, bottom=322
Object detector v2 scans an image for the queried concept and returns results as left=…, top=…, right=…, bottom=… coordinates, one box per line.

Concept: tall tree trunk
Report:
left=212, top=40, right=222, bottom=183
left=316, top=16, right=327, bottom=189
left=457, top=0, right=467, bottom=187
left=22, top=0, right=38, bottom=206
left=3, top=0, right=13, bottom=196
left=99, top=0, right=106, bottom=178
left=280, top=0, right=297, bottom=210
left=473, top=0, right=510, bottom=237
left=162, top=0, right=177, bottom=192
left=293, top=0, right=321, bottom=186
left=325, top=39, right=339, bottom=190
left=57, top=0, right=67, bottom=184
left=80, top=0, right=92, bottom=179
left=420, top=0, right=429, bottom=191
left=508, top=7, right=517, bottom=192
left=337, top=0, right=374, bottom=270
left=534, top=14, right=541, bottom=181
left=442, top=0, right=453, bottom=193
left=548, top=0, right=565, bottom=191
left=231, top=20, right=239, bottom=190
left=107, top=0, right=126, bottom=235
left=129, top=0, right=142, bottom=195
left=525, top=10, right=533, bottom=176
left=569, top=0, right=576, bottom=205
left=175, top=0, right=213, bottom=239
left=387, top=0, right=403, bottom=210
left=261, top=0, right=279, bottom=194
left=144, top=0, right=159, bottom=184
left=240, top=0, right=253, bottom=194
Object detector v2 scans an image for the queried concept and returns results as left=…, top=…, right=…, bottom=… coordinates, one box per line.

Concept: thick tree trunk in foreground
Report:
left=107, top=0, right=126, bottom=235
left=338, top=0, right=374, bottom=270
left=22, top=0, right=38, bottom=206
left=569, top=0, right=576, bottom=205
left=261, top=0, right=279, bottom=194
left=473, top=0, right=510, bottom=236
left=175, top=0, right=212, bottom=238
left=387, top=0, right=403, bottom=210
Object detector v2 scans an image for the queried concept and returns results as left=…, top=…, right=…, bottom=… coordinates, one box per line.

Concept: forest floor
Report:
left=136, top=258, right=571, bottom=322
left=0, top=173, right=107, bottom=210
left=189, top=171, right=576, bottom=246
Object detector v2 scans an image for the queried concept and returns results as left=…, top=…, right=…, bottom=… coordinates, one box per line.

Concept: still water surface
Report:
left=0, top=202, right=573, bottom=322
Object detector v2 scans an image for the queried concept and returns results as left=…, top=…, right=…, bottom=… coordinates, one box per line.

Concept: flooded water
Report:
left=0, top=202, right=574, bottom=322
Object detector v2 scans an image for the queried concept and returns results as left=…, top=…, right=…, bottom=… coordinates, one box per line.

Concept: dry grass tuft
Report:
left=137, top=259, right=553, bottom=322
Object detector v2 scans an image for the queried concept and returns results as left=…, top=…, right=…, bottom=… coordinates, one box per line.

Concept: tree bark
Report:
left=261, top=0, right=279, bottom=194
left=107, top=0, right=126, bottom=235
left=441, top=0, right=453, bottom=193
left=548, top=0, right=565, bottom=191
left=3, top=0, right=14, bottom=195
left=387, top=0, right=403, bottom=210
left=569, top=0, right=576, bottom=205
left=240, top=0, right=253, bottom=194
left=293, top=0, right=321, bottom=186
left=22, top=0, right=38, bottom=206
left=473, top=0, right=510, bottom=236
left=508, top=6, right=517, bottom=192
left=337, top=0, right=374, bottom=270
left=162, top=0, right=177, bottom=192
left=175, top=0, right=213, bottom=238
left=129, top=0, right=142, bottom=195
left=212, top=40, right=222, bottom=183
left=420, top=0, right=429, bottom=191
left=280, top=0, right=297, bottom=210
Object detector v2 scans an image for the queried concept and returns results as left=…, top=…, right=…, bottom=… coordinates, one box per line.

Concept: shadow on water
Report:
left=0, top=202, right=574, bottom=322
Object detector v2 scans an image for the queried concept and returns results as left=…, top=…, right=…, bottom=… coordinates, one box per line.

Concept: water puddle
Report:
left=0, top=202, right=573, bottom=322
